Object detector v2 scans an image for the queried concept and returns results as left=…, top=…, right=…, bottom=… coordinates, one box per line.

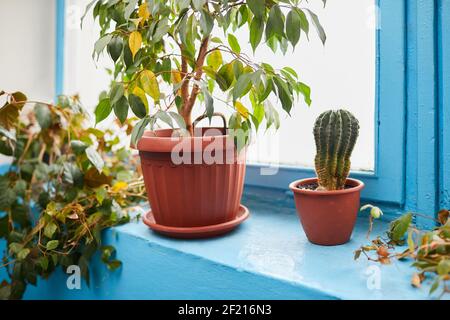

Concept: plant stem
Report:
left=179, top=36, right=210, bottom=136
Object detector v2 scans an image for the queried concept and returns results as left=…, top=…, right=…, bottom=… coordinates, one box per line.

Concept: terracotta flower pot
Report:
left=289, top=178, right=364, bottom=246
left=136, top=127, right=247, bottom=235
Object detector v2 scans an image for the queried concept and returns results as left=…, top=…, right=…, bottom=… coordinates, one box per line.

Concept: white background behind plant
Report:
left=0, top=0, right=375, bottom=171
left=0, top=0, right=56, bottom=164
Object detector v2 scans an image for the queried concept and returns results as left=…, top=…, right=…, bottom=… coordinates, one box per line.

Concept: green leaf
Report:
left=113, top=96, right=129, bottom=124
left=81, top=0, right=97, bottom=28
left=228, top=34, right=241, bottom=54
left=34, top=103, right=52, bottom=129
left=274, top=77, right=293, bottom=114
left=250, top=18, right=264, bottom=52
left=153, top=18, right=171, bottom=42
left=93, top=34, right=113, bottom=59
left=233, top=73, right=253, bottom=101
left=217, top=63, right=234, bottom=91
left=203, top=89, right=214, bottom=121
left=131, top=117, right=150, bottom=146
left=9, top=242, right=24, bottom=254
left=286, top=10, right=301, bottom=48
left=297, top=82, right=312, bottom=106
left=107, top=36, right=123, bottom=62
left=155, top=110, right=173, bottom=128
left=168, top=112, right=186, bottom=129
left=247, top=0, right=265, bottom=18
left=128, top=94, right=147, bottom=118
left=297, top=9, right=309, bottom=37
left=266, top=5, right=284, bottom=40
left=109, top=82, right=124, bottom=106
left=389, top=213, right=413, bottom=242
left=200, top=9, right=214, bottom=37
left=95, top=186, right=108, bottom=204
left=44, top=222, right=58, bottom=238
left=71, top=140, right=88, bottom=155
left=436, top=259, right=450, bottom=276
left=0, top=176, right=16, bottom=210
left=46, top=240, right=59, bottom=251
left=305, top=9, right=326, bottom=44
left=95, top=98, right=112, bottom=124
left=264, top=101, right=280, bottom=130
left=161, top=58, right=172, bottom=82
left=252, top=101, right=264, bottom=129
left=429, top=277, right=441, bottom=294
left=193, top=0, right=206, bottom=10
left=38, top=256, right=49, bottom=271
left=86, top=146, right=105, bottom=173
left=17, top=248, right=30, bottom=261
left=124, top=0, right=138, bottom=20
left=14, top=179, right=27, bottom=197
left=63, top=163, right=84, bottom=187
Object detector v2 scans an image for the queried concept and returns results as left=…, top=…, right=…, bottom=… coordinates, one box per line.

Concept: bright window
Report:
left=245, top=0, right=376, bottom=172
left=64, top=0, right=376, bottom=171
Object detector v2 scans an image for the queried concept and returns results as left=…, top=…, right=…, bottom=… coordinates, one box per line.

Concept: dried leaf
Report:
left=411, top=273, right=422, bottom=288
left=438, top=209, right=449, bottom=225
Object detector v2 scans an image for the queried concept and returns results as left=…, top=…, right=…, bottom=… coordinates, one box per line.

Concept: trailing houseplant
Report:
left=86, top=0, right=327, bottom=237
left=0, top=90, right=145, bottom=299
left=357, top=207, right=450, bottom=298
left=289, top=109, right=364, bottom=245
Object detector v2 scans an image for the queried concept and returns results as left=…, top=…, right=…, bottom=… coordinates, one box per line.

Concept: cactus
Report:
left=313, top=109, right=360, bottom=191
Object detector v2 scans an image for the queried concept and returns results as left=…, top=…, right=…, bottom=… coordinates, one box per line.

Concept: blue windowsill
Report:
left=3, top=185, right=439, bottom=300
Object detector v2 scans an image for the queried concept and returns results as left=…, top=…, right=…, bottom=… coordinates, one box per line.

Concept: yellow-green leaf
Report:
left=235, top=101, right=249, bottom=119
left=207, top=49, right=223, bottom=71
left=140, top=70, right=160, bottom=102
left=129, top=31, right=142, bottom=59
left=132, top=86, right=149, bottom=111
left=46, top=240, right=59, bottom=251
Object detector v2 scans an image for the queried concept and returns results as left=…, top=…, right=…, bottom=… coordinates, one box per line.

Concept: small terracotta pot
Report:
left=136, top=127, right=246, bottom=229
left=289, top=178, right=364, bottom=246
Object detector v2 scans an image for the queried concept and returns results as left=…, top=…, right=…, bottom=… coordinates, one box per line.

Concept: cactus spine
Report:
left=313, top=109, right=360, bottom=191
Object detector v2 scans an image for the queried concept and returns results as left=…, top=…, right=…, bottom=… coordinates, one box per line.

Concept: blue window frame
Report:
left=246, top=0, right=406, bottom=206
left=55, top=0, right=65, bottom=99
left=438, top=0, right=450, bottom=212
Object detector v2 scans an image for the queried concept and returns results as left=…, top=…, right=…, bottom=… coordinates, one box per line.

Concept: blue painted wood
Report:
left=55, top=0, right=65, bottom=98
left=2, top=187, right=435, bottom=300
left=246, top=0, right=407, bottom=206
left=438, top=0, right=450, bottom=209
left=405, top=0, right=439, bottom=228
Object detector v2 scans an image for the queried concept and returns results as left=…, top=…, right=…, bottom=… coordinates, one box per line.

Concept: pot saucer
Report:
left=142, top=205, right=250, bottom=239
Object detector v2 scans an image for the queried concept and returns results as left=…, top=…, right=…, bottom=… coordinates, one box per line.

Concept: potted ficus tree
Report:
left=289, top=110, right=364, bottom=246
left=86, top=0, right=326, bottom=238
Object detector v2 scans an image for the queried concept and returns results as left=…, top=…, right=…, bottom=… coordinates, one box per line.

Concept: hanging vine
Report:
left=0, top=90, right=145, bottom=299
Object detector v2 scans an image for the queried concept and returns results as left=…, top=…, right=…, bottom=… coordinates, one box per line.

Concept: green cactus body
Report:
left=313, top=109, right=360, bottom=191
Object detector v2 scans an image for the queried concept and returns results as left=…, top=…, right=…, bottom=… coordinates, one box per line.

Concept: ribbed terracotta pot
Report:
left=289, top=178, right=364, bottom=246
left=136, top=127, right=246, bottom=228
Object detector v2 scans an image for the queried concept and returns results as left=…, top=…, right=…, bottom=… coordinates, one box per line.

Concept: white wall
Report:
left=0, top=0, right=55, bottom=100
left=0, top=0, right=55, bottom=163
